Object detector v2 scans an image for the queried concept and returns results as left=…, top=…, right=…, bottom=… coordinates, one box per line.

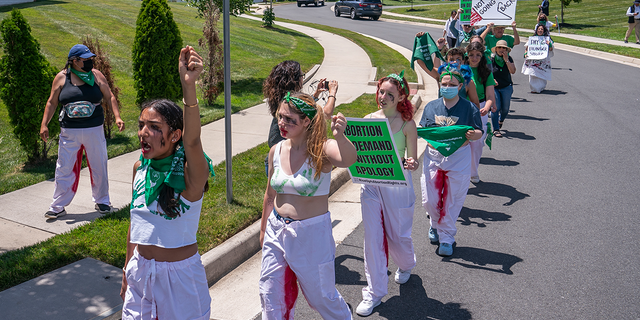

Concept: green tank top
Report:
left=393, top=121, right=408, bottom=159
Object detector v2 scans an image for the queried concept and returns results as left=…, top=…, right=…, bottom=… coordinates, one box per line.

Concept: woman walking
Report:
left=523, top=24, right=554, bottom=93
left=260, top=92, right=356, bottom=319
left=490, top=40, right=516, bottom=137
left=465, top=42, right=496, bottom=183
left=120, top=46, right=214, bottom=320
left=40, top=44, right=125, bottom=219
left=356, top=72, right=419, bottom=317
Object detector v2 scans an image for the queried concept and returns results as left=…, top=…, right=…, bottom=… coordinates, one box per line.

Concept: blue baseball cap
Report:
left=68, top=44, right=96, bottom=59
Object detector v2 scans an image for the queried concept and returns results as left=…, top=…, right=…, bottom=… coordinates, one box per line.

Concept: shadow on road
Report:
left=538, top=89, right=567, bottom=95
left=500, top=130, right=536, bottom=140
left=505, top=114, right=549, bottom=122
left=479, top=157, right=520, bottom=167
left=375, top=276, right=472, bottom=320
left=458, top=207, right=512, bottom=227
left=510, top=96, right=532, bottom=103
left=442, top=246, right=523, bottom=275
left=335, top=254, right=367, bottom=286
left=468, top=181, right=530, bottom=206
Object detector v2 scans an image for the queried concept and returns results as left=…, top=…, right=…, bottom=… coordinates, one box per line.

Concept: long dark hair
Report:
left=140, top=99, right=209, bottom=218
left=263, top=61, right=303, bottom=117
left=465, top=42, right=491, bottom=87
left=535, top=24, right=550, bottom=36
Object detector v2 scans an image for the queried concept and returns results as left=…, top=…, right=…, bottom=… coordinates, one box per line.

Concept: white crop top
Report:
left=270, top=141, right=331, bottom=196
left=129, top=162, right=202, bottom=248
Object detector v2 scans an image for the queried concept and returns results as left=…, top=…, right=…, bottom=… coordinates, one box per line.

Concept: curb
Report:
left=201, top=166, right=352, bottom=286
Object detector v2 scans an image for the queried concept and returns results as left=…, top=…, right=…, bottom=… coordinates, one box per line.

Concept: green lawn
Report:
left=0, top=0, right=323, bottom=195
left=384, top=0, right=640, bottom=59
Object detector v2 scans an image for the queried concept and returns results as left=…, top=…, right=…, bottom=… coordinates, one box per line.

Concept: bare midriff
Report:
left=137, top=242, right=198, bottom=262
left=274, top=194, right=329, bottom=220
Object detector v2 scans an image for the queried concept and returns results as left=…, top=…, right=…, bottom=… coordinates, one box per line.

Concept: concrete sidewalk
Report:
left=0, top=16, right=377, bottom=320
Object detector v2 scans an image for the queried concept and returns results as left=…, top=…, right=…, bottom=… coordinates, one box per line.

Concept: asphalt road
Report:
left=272, top=4, right=640, bottom=319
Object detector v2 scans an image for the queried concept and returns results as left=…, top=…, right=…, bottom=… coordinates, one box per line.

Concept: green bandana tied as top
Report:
left=70, top=68, right=95, bottom=86
left=140, top=142, right=215, bottom=207
left=284, top=92, right=316, bottom=119
left=411, top=32, right=445, bottom=72
left=386, top=70, right=409, bottom=95
left=417, top=125, right=473, bottom=157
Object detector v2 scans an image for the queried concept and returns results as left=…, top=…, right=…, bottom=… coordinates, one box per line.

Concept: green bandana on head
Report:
left=387, top=70, right=409, bottom=95
left=439, top=65, right=464, bottom=84
left=141, top=142, right=215, bottom=208
left=284, top=92, right=317, bottom=120
left=70, top=68, right=95, bottom=86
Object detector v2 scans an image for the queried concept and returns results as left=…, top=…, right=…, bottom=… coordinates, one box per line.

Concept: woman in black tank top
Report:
left=40, top=44, right=125, bottom=219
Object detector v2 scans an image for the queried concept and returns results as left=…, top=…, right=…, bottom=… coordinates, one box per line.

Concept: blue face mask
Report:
left=440, top=86, right=458, bottom=99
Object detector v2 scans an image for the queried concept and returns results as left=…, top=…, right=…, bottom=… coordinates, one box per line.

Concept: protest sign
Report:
left=460, top=0, right=517, bottom=26
left=525, top=36, right=548, bottom=60
left=344, top=118, right=408, bottom=187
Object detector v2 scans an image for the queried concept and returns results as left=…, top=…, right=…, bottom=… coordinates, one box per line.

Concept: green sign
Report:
left=344, top=118, right=408, bottom=187
left=460, top=0, right=472, bottom=24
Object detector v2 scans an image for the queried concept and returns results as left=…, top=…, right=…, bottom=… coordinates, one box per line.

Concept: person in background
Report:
left=481, top=22, right=520, bottom=52
left=523, top=24, right=554, bottom=93
left=536, top=13, right=557, bottom=32
left=419, top=65, right=483, bottom=257
left=539, top=0, right=549, bottom=16
left=263, top=61, right=338, bottom=174
left=465, top=42, right=496, bottom=184
left=445, top=47, right=480, bottom=108
left=356, top=72, right=419, bottom=317
left=260, top=92, right=356, bottom=320
left=40, top=44, right=125, bottom=219
left=490, top=40, right=516, bottom=138
left=444, top=10, right=458, bottom=49
left=449, top=8, right=487, bottom=49
left=625, top=0, right=640, bottom=44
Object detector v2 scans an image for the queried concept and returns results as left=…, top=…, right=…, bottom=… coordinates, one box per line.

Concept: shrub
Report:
left=132, top=0, right=183, bottom=106
left=82, top=36, right=120, bottom=139
left=0, top=9, right=58, bottom=162
left=262, top=7, right=275, bottom=28
left=198, top=1, right=224, bottom=105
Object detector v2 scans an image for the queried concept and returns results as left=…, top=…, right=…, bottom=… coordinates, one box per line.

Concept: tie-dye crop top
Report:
left=270, top=141, right=331, bottom=196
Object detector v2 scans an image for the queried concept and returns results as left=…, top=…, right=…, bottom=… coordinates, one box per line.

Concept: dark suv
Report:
left=297, top=0, right=324, bottom=7
left=334, top=0, right=382, bottom=20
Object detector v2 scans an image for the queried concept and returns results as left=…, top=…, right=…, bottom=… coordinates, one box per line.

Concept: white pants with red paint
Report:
left=49, top=125, right=110, bottom=212
left=259, top=211, right=352, bottom=320
left=421, top=144, right=472, bottom=245
left=360, top=176, right=416, bottom=301
left=122, top=247, right=211, bottom=320
left=469, top=102, right=488, bottom=178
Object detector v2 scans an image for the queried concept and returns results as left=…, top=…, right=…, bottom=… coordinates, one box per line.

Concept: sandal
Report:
left=493, top=130, right=503, bottom=138
left=498, top=121, right=503, bottom=129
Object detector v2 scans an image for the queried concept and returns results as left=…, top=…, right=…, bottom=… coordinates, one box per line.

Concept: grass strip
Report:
left=0, top=0, right=323, bottom=195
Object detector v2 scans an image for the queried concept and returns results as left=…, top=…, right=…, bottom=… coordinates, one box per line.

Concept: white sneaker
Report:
left=470, top=176, right=480, bottom=183
left=394, top=268, right=411, bottom=284
left=356, top=298, right=381, bottom=317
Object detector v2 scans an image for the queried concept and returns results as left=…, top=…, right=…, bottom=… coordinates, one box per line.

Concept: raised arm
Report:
left=320, top=80, right=339, bottom=120
left=179, top=46, right=209, bottom=199
left=324, top=112, right=356, bottom=168
left=480, top=23, right=493, bottom=40
left=511, top=21, right=520, bottom=46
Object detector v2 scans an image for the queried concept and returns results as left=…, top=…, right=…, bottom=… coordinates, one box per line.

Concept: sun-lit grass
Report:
left=0, top=0, right=323, bottom=195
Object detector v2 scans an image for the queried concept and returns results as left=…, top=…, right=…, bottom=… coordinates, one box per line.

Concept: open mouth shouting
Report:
left=140, top=140, right=152, bottom=154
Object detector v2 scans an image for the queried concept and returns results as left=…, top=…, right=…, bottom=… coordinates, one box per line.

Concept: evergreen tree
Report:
left=132, top=0, right=183, bottom=106
left=0, top=9, right=58, bottom=161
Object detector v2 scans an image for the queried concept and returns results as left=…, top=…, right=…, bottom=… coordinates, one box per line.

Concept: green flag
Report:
left=411, top=32, right=444, bottom=71
left=417, top=125, right=473, bottom=157
left=485, top=122, right=492, bottom=150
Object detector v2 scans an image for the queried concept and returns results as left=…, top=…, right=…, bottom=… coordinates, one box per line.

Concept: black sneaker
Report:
left=95, top=203, right=111, bottom=214
left=45, top=209, right=66, bottom=219
left=624, top=40, right=628, bottom=43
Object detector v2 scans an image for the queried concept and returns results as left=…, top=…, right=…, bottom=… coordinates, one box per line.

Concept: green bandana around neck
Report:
left=284, top=92, right=316, bottom=120
left=463, top=30, right=473, bottom=42
left=140, top=142, right=215, bottom=207
left=417, top=125, right=474, bottom=157
left=70, top=68, right=95, bottom=86
left=493, top=54, right=505, bottom=67
left=387, top=70, right=409, bottom=95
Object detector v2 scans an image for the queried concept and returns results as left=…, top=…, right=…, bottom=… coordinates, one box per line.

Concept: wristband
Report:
left=182, top=98, right=199, bottom=108
left=328, top=95, right=336, bottom=99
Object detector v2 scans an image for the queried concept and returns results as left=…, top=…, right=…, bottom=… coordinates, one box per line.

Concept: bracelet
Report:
left=182, top=98, right=199, bottom=108
left=327, top=95, right=336, bottom=99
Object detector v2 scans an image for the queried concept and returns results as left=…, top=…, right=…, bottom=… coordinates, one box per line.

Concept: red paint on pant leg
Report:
left=71, top=146, right=86, bottom=193
left=283, top=265, right=298, bottom=320
left=435, top=170, right=449, bottom=224
left=381, top=209, right=389, bottom=268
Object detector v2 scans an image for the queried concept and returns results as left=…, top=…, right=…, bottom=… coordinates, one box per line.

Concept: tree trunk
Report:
left=561, top=1, right=565, bottom=24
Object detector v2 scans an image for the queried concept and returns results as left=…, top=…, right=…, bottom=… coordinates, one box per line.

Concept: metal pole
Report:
left=224, top=0, right=232, bottom=203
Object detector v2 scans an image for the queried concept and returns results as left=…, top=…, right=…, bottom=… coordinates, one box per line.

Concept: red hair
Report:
left=376, top=77, right=413, bottom=121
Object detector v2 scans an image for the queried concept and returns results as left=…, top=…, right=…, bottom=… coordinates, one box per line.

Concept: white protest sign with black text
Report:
left=526, top=36, right=548, bottom=60
left=460, top=0, right=517, bottom=26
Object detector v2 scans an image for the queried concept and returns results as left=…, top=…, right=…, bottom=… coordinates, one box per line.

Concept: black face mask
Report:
left=81, top=59, right=94, bottom=72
